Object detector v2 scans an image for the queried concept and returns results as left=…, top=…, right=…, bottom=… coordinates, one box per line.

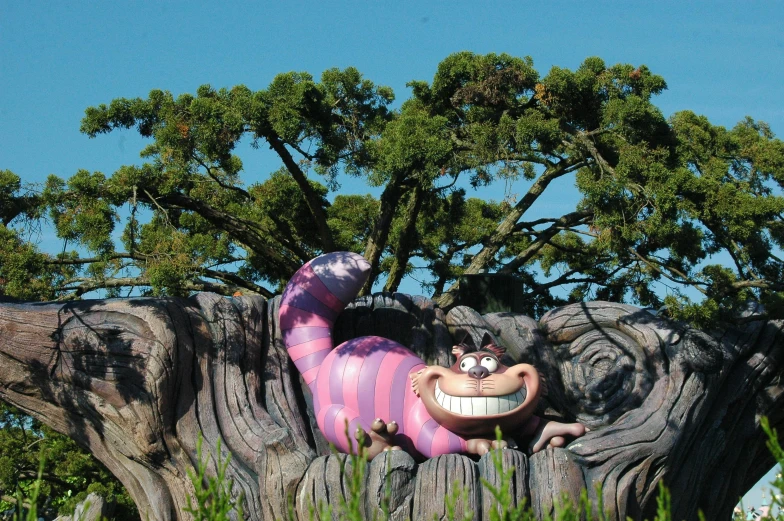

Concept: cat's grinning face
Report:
left=410, top=347, right=541, bottom=437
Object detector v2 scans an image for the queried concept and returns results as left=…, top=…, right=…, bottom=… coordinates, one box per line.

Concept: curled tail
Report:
left=279, top=252, right=371, bottom=387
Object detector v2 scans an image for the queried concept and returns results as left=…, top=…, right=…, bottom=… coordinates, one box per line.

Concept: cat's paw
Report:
left=355, top=418, right=401, bottom=459
left=528, top=419, right=586, bottom=453
left=466, top=438, right=508, bottom=456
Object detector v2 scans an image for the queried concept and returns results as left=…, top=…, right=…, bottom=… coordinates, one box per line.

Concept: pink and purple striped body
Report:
left=279, top=252, right=467, bottom=459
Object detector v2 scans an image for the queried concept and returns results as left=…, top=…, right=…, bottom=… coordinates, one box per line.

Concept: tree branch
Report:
left=57, top=276, right=254, bottom=299
left=15, top=470, right=75, bottom=490
left=436, top=158, right=586, bottom=308
left=194, top=154, right=253, bottom=200
left=200, top=268, right=273, bottom=298
left=384, top=184, right=425, bottom=292
left=1, top=195, right=41, bottom=226
left=361, top=171, right=408, bottom=295
left=525, top=261, right=630, bottom=296
left=267, top=134, right=335, bottom=252
left=572, top=132, right=616, bottom=176
left=46, top=254, right=273, bottom=296
left=44, top=253, right=137, bottom=265
left=149, top=191, right=301, bottom=275
left=628, top=248, right=709, bottom=295
left=265, top=212, right=313, bottom=262
left=287, top=141, right=316, bottom=161
left=730, top=279, right=784, bottom=290
left=499, top=210, right=592, bottom=274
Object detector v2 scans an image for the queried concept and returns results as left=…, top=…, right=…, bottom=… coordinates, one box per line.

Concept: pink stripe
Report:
left=390, top=357, right=425, bottom=429
left=289, top=264, right=345, bottom=312
left=430, top=427, right=451, bottom=457
left=341, top=338, right=375, bottom=419
left=401, top=363, right=425, bottom=430
left=316, top=351, right=337, bottom=425
left=373, top=350, right=415, bottom=422
left=288, top=336, right=333, bottom=361
left=320, top=405, right=342, bottom=446
left=279, top=305, right=333, bottom=330
left=302, top=366, right=320, bottom=386
left=332, top=407, right=355, bottom=453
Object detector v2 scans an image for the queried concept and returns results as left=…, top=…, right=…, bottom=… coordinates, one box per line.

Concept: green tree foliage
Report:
left=0, top=403, right=137, bottom=520
left=3, top=53, right=784, bottom=327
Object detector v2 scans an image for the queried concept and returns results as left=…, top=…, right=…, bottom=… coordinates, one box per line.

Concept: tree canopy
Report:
left=3, top=52, right=784, bottom=325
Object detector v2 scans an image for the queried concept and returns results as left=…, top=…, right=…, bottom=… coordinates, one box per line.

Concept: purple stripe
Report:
left=447, top=430, right=463, bottom=454
left=282, top=326, right=331, bottom=347
left=329, top=340, right=356, bottom=405
left=348, top=417, right=363, bottom=454
left=389, top=354, right=426, bottom=429
left=417, top=419, right=440, bottom=458
left=357, top=343, right=387, bottom=423
left=310, top=252, right=370, bottom=304
left=286, top=263, right=345, bottom=312
left=323, top=405, right=343, bottom=447
left=281, top=285, right=339, bottom=322
left=295, top=349, right=331, bottom=374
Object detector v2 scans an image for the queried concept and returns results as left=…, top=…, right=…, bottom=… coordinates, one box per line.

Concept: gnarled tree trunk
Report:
left=0, top=293, right=781, bottom=520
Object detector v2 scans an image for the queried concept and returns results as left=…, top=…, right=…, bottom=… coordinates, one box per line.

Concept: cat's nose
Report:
left=468, top=366, right=490, bottom=379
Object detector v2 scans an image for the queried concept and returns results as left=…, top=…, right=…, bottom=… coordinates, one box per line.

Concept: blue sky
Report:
left=2, top=0, right=783, bottom=510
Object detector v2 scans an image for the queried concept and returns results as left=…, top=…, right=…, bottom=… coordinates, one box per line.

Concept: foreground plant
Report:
left=10, top=459, right=42, bottom=521
left=184, top=436, right=243, bottom=521
left=760, top=417, right=784, bottom=519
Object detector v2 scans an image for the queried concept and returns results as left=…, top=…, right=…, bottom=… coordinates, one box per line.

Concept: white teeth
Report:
left=433, top=381, right=523, bottom=416
left=501, top=395, right=517, bottom=413
left=473, top=396, right=487, bottom=416
left=486, top=397, right=500, bottom=415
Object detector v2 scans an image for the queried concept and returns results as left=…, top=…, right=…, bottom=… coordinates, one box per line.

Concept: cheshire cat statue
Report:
left=279, top=251, right=586, bottom=459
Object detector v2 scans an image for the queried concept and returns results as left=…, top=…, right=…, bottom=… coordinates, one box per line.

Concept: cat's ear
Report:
left=410, top=369, right=425, bottom=396
left=480, top=332, right=495, bottom=349
left=452, top=344, right=469, bottom=358
left=480, top=333, right=505, bottom=357
left=452, top=331, right=476, bottom=359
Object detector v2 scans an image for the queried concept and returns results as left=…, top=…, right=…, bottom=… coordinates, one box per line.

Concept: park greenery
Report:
left=2, top=51, right=784, bottom=519
left=0, top=403, right=137, bottom=520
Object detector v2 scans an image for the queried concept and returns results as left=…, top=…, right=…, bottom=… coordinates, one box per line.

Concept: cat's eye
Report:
left=459, top=358, right=477, bottom=372
left=480, top=356, right=498, bottom=372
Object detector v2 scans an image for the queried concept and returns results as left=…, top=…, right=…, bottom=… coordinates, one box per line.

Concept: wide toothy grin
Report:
left=434, top=380, right=525, bottom=416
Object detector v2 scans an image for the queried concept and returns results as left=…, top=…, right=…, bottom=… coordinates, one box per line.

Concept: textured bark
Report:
left=54, top=492, right=115, bottom=521
left=1, top=294, right=782, bottom=520
left=384, top=184, right=425, bottom=293
left=361, top=175, right=406, bottom=295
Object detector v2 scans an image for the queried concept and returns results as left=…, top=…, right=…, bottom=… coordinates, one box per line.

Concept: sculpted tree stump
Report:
left=0, top=292, right=781, bottom=520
